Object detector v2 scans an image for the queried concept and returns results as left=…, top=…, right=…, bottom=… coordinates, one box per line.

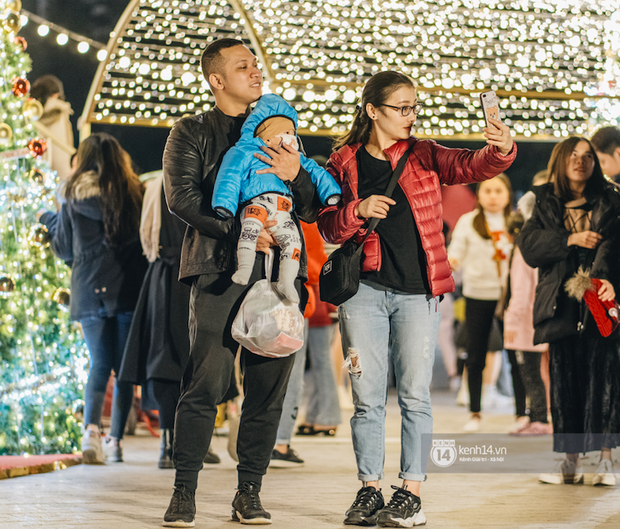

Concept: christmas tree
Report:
left=0, top=0, right=87, bottom=455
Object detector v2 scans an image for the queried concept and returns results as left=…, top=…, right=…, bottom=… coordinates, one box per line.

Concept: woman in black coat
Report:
left=39, top=133, right=146, bottom=464
left=118, top=174, right=238, bottom=468
left=519, top=136, right=620, bottom=486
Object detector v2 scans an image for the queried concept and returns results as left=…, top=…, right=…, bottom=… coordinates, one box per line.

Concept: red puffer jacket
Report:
left=317, top=137, right=517, bottom=297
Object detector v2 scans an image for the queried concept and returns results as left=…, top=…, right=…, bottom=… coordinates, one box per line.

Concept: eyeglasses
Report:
left=378, top=103, right=424, bottom=117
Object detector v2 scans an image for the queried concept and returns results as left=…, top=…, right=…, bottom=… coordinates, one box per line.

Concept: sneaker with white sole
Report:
left=377, top=486, right=426, bottom=527
left=163, top=485, right=196, bottom=527
left=463, top=416, right=481, bottom=433
left=81, top=430, right=105, bottom=465
left=231, top=482, right=271, bottom=524
left=593, top=459, right=616, bottom=486
left=269, top=446, right=304, bottom=468
left=539, top=459, right=584, bottom=484
left=102, top=436, right=123, bottom=462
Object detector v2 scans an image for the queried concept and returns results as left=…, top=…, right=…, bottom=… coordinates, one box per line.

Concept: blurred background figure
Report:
left=591, top=126, right=620, bottom=184
left=31, top=74, right=76, bottom=180
left=503, top=170, right=552, bottom=436
left=119, top=171, right=231, bottom=468
left=448, top=174, right=514, bottom=432
left=38, top=133, right=147, bottom=464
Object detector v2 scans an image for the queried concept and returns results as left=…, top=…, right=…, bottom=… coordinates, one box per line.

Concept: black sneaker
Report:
left=344, top=486, right=385, bottom=526
left=163, top=485, right=196, bottom=527
left=231, top=482, right=272, bottom=524
left=269, top=446, right=304, bottom=468
left=376, top=485, right=426, bottom=527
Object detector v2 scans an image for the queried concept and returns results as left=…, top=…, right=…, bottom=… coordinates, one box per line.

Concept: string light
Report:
left=82, top=0, right=618, bottom=138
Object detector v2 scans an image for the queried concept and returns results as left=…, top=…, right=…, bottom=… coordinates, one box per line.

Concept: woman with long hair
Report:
left=448, top=174, right=514, bottom=432
left=317, top=71, right=516, bottom=527
left=519, top=136, right=620, bottom=486
left=38, top=132, right=146, bottom=464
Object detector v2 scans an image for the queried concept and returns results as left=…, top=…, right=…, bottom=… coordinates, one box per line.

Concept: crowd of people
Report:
left=36, top=38, right=620, bottom=528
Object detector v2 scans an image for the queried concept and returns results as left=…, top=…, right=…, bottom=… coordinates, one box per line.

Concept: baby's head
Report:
left=255, top=116, right=298, bottom=150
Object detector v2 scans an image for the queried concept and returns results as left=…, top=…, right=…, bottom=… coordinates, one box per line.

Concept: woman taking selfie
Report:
left=317, top=71, right=516, bottom=527
left=39, top=133, right=146, bottom=464
left=519, top=137, right=620, bottom=486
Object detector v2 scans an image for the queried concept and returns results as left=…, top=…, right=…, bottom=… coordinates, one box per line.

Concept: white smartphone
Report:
left=480, top=90, right=501, bottom=128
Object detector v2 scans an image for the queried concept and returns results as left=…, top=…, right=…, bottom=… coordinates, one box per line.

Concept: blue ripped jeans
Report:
left=338, top=280, right=441, bottom=482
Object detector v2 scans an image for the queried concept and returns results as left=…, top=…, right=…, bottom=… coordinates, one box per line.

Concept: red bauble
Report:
left=14, top=36, right=27, bottom=51
left=12, top=77, right=30, bottom=97
left=28, top=138, right=47, bottom=158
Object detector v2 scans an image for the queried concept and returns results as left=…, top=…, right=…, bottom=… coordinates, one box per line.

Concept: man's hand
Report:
left=256, top=220, right=278, bottom=253
left=568, top=230, right=603, bottom=249
left=254, top=142, right=301, bottom=182
left=355, top=195, right=395, bottom=219
left=483, top=117, right=514, bottom=156
left=598, top=279, right=615, bottom=302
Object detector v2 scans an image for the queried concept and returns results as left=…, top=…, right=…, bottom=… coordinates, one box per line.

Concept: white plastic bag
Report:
left=231, top=251, right=305, bottom=358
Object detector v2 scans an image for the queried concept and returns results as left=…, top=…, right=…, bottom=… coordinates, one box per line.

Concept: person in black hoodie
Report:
left=38, top=132, right=146, bottom=464
left=519, top=136, right=620, bottom=487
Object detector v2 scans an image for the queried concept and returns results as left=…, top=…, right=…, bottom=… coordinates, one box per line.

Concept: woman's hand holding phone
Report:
left=483, top=117, right=513, bottom=156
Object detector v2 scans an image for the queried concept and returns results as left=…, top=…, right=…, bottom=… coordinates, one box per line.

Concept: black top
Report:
left=356, top=146, right=429, bottom=295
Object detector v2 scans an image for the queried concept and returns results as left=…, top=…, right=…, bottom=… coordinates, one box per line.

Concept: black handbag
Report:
left=319, top=144, right=414, bottom=305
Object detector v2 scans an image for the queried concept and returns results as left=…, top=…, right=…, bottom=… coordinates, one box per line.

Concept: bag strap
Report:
left=355, top=142, right=415, bottom=253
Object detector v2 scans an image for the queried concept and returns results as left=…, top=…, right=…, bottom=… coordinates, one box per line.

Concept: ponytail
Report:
left=332, top=71, right=416, bottom=152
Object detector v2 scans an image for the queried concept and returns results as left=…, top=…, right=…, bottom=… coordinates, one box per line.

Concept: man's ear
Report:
left=209, top=72, right=225, bottom=91
left=614, top=146, right=620, bottom=161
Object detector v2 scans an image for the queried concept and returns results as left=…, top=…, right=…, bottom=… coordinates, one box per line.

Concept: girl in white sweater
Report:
left=448, top=174, right=513, bottom=432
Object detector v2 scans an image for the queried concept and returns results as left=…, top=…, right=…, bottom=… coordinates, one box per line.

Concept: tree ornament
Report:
left=28, top=168, right=45, bottom=184
left=0, top=122, right=12, bottom=145
left=28, top=224, right=51, bottom=248
left=13, top=35, right=26, bottom=51
left=12, top=77, right=30, bottom=97
left=52, top=288, right=70, bottom=309
left=6, top=1, right=23, bottom=12
left=0, top=275, right=16, bottom=296
left=28, top=138, right=47, bottom=158
left=1, top=10, right=21, bottom=34
left=22, top=98, right=43, bottom=122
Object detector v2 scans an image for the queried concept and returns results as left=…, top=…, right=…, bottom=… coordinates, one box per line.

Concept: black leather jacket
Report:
left=163, top=107, right=322, bottom=283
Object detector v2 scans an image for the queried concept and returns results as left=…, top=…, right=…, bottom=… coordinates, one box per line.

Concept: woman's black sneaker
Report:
left=344, top=486, right=385, bottom=526
left=163, top=485, right=196, bottom=527
left=376, top=485, right=426, bottom=527
left=269, top=446, right=304, bottom=468
left=231, top=482, right=272, bottom=524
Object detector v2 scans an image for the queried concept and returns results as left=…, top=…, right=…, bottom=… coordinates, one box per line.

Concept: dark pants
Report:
left=515, top=350, right=548, bottom=424
left=173, top=255, right=298, bottom=491
left=81, top=312, right=135, bottom=439
left=506, top=350, right=526, bottom=417
left=146, top=379, right=180, bottom=430
left=464, top=297, right=498, bottom=414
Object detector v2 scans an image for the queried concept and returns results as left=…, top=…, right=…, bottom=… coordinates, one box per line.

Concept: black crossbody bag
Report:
left=319, top=144, right=414, bottom=305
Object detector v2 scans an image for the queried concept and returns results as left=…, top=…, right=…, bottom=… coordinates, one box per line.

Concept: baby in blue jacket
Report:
left=212, top=94, right=341, bottom=303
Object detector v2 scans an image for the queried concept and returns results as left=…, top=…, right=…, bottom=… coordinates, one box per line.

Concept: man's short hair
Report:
left=201, top=38, right=245, bottom=80
left=591, top=126, right=620, bottom=155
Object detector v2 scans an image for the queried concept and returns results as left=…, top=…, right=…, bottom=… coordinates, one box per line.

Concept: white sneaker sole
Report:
left=162, top=519, right=195, bottom=527
left=268, top=459, right=304, bottom=468
left=232, top=510, right=272, bottom=525
left=593, top=474, right=616, bottom=486
left=539, top=471, right=584, bottom=484
left=378, top=509, right=427, bottom=527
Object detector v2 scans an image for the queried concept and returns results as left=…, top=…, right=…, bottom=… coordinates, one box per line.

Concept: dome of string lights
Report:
left=81, top=0, right=620, bottom=139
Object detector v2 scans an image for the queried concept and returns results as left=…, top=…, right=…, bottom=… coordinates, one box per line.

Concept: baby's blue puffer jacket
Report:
left=212, top=94, right=341, bottom=218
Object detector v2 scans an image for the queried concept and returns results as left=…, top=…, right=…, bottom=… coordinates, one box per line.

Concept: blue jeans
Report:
left=81, top=312, right=135, bottom=439
left=276, top=322, right=309, bottom=444
left=339, top=280, right=441, bottom=482
left=304, top=323, right=341, bottom=427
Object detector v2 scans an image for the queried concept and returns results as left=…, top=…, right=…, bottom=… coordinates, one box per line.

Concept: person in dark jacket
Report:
left=118, top=173, right=235, bottom=469
left=161, top=38, right=320, bottom=528
left=38, top=132, right=146, bottom=464
left=519, top=136, right=620, bottom=487
left=318, top=71, right=516, bottom=527
left=590, top=126, right=620, bottom=184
